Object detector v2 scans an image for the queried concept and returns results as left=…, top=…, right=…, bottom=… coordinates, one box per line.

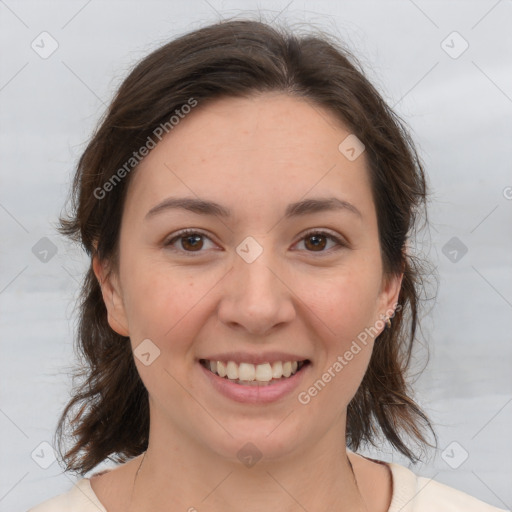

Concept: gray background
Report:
left=0, top=1, right=511, bottom=510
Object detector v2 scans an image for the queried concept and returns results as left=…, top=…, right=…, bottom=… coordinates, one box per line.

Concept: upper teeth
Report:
left=204, top=360, right=301, bottom=381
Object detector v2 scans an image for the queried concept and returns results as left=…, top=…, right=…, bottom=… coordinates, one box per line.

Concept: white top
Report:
left=27, top=462, right=507, bottom=511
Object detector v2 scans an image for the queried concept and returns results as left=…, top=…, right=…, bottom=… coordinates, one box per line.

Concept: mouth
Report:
left=199, top=358, right=310, bottom=386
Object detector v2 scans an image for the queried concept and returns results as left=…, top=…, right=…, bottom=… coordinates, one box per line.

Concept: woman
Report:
left=28, top=19, right=505, bottom=512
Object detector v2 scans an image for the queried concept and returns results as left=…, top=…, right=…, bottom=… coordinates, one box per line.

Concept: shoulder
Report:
left=27, top=478, right=106, bottom=512
left=388, top=462, right=508, bottom=512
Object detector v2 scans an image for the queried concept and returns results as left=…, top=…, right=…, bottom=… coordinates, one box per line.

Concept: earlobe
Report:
left=92, top=255, right=130, bottom=337
left=379, top=271, right=403, bottom=323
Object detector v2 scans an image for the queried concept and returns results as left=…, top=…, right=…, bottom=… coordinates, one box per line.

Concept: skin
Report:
left=91, top=92, right=402, bottom=512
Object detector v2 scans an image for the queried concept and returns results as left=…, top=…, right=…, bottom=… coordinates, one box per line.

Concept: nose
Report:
left=217, top=246, right=296, bottom=336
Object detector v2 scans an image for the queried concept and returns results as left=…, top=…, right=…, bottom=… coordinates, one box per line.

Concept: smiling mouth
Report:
left=199, top=359, right=310, bottom=386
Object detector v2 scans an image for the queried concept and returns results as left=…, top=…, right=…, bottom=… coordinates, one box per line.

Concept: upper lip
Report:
left=199, top=351, right=310, bottom=365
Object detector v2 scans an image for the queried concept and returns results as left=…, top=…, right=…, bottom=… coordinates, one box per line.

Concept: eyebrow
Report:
left=144, top=196, right=362, bottom=221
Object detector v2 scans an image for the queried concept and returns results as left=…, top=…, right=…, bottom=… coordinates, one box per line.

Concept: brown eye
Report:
left=180, top=234, right=204, bottom=251
left=304, top=233, right=328, bottom=251
left=295, top=230, right=346, bottom=254
left=165, top=230, right=215, bottom=254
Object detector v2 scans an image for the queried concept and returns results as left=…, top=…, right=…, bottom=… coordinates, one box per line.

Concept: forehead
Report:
left=124, top=93, right=374, bottom=220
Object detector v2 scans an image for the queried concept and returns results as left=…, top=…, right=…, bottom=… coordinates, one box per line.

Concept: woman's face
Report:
left=94, top=92, right=401, bottom=462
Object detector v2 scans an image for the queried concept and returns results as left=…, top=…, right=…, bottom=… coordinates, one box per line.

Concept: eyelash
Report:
left=164, top=228, right=347, bottom=256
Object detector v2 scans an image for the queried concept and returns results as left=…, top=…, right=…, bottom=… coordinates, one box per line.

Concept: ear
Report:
left=92, top=255, right=130, bottom=337
left=376, top=270, right=403, bottom=324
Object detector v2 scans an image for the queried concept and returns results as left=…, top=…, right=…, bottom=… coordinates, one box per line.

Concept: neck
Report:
left=127, top=414, right=368, bottom=512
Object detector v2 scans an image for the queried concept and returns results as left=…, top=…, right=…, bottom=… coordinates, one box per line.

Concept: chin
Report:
left=200, top=416, right=311, bottom=465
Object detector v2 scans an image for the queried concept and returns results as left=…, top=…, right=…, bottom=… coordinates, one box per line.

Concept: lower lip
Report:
left=198, top=361, right=309, bottom=404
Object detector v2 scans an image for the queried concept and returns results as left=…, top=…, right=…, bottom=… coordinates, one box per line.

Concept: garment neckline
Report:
left=81, top=456, right=415, bottom=512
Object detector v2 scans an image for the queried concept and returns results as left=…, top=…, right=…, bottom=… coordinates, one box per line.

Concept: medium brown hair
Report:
left=55, top=18, right=437, bottom=475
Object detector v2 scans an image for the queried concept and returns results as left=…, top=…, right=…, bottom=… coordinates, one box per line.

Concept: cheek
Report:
left=297, top=270, right=379, bottom=413
left=120, top=260, right=219, bottom=348
left=297, top=264, right=382, bottom=399
left=120, top=267, right=214, bottom=402
left=299, top=266, right=382, bottom=341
